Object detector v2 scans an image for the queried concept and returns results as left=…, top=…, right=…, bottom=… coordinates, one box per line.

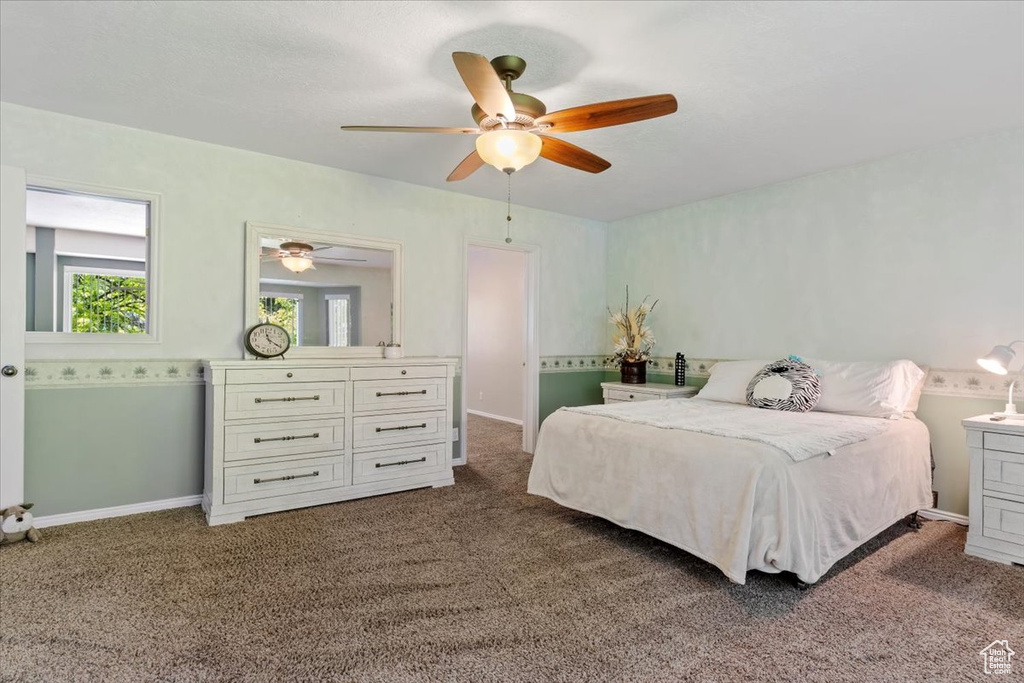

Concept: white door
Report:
left=0, top=165, right=26, bottom=507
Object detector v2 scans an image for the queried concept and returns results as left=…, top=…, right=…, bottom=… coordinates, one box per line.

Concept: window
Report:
left=326, top=294, right=351, bottom=347
left=259, top=292, right=302, bottom=344
left=63, top=266, right=146, bottom=334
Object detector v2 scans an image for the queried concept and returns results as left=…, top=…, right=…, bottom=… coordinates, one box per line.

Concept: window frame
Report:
left=25, top=175, right=161, bottom=346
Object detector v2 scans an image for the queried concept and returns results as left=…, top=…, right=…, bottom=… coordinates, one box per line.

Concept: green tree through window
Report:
left=70, top=273, right=147, bottom=333
left=259, top=296, right=300, bottom=343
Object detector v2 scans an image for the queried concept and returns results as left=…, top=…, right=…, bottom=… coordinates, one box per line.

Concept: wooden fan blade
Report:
left=452, top=52, right=516, bottom=121
left=340, top=125, right=479, bottom=134
left=539, top=136, right=611, bottom=174
left=535, top=94, right=677, bottom=133
left=447, top=150, right=485, bottom=182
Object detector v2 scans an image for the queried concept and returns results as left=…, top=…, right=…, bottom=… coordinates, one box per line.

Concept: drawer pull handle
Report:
left=376, top=390, right=428, bottom=397
left=629, top=394, right=634, bottom=399
left=253, top=432, right=319, bottom=444
left=376, top=423, right=427, bottom=433
left=401, top=370, right=407, bottom=375
left=254, top=470, right=319, bottom=485
left=286, top=372, right=293, bottom=378
left=375, top=457, right=427, bottom=469
left=254, top=395, right=320, bottom=404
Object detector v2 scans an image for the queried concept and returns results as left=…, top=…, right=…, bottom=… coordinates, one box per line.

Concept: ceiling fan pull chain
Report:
left=505, top=171, right=513, bottom=244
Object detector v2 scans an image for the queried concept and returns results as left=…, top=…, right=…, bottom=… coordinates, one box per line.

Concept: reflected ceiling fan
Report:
left=341, top=52, right=677, bottom=181
left=262, top=241, right=367, bottom=274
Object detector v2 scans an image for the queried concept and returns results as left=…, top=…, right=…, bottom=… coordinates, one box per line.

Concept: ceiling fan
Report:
left=262, top=241, right=367, bottom=273
left=341, top=52, right=677, bottom=181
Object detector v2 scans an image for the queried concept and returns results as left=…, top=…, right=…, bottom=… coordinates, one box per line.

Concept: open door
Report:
left=0, top=165, right=27, bottom=507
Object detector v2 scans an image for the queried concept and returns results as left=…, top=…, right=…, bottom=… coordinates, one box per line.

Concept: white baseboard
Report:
left=918, top=508, right=969, bottom=526
left=467, top=409, right=523, bottom=426
left=33, top=494, right=203, bottom=529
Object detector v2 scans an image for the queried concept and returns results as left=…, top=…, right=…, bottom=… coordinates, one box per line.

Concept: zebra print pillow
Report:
left=746, top=359, right=821, bottom=413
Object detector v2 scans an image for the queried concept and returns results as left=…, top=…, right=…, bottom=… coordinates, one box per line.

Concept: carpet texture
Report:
left=1, top=414, right=1022, bottom=682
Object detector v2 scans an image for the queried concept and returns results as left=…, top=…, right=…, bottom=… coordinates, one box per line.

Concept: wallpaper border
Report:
left=539, top=355, right=1022, bottom=401
left=22, top=356, right=1022, bottom=401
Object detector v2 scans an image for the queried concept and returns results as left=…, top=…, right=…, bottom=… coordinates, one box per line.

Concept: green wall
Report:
left=25, top=385, right=205, bottom=515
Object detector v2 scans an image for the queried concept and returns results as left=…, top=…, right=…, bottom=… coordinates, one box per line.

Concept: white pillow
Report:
left=904, top=365, right=929, bottom=414
left=697, top=360, right=771, bottom=404
left=801, top=358, right=925, bottom=420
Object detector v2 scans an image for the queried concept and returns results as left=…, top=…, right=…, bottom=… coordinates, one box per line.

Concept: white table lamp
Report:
left=977, top=340, right=1023, bottom=417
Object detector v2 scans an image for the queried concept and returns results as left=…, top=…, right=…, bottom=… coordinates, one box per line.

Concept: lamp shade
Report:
left=475, top=130, right=542, bottom=173
left=977, top=344, right=1016, bottom=375
left=280, top=256, right=314, bottom=273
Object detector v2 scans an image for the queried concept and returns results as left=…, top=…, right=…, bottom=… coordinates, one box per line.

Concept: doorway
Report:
left=459, top=239, right=539, bottom=464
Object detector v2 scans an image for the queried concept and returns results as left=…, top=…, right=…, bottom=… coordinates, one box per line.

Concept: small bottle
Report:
left=675, top=353, right=686, bottom=386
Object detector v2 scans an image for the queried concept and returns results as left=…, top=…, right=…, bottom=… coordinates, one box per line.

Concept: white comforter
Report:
left=527, top=400, right=932, bottom=585
left=566, top=398, right=887, bottom=462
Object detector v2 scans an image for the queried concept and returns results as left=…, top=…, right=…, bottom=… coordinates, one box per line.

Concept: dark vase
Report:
left=620, top=360, right=647, bottom=384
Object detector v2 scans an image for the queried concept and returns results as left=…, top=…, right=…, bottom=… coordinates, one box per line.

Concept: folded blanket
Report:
left=564, top=398, right=888, bottom=462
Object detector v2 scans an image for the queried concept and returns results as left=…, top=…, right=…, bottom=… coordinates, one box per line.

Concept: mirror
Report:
left=25, top=184, right=156, bottom=338
left=244, top=222, right=402, bottom=358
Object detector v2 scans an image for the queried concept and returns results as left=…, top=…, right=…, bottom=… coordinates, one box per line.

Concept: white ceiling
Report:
left=1, top=1, right=1021, bottom=222
left=26, top=188, right=148, bottom=236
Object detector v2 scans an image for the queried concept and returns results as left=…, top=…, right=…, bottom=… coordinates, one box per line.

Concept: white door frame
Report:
left=0, top=165, right=27, bottom=507
left=459, top=237, right=540, bottom=463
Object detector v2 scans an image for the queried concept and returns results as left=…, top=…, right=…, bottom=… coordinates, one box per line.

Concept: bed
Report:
left=527, top=396, right=933, bottom=585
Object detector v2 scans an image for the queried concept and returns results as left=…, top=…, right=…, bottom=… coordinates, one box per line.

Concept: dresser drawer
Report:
left=224, top=418, right=344, bottom=462
left=226, top=367, right=350, bottom=385
left=353, top=411, right=447, bottom=450
left=353, top=443, right=445, bottom=485
left=606, top=388, right=656, bottom=402
left=353, top=379, right=446, bottom=412
left=983, top=496, right=1024, bottom=547
left=224, top=383, right=345, bottom=421
left=351, top=365, right=447, bottom=381
left=223, top=455, right=344, bottom=503
left=984, top=450, right=1024, bottom=498
left=985, top=432, right=1024, bottom=455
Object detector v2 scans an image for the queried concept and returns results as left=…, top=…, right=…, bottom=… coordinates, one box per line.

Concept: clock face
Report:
left=246, top=323, right=291, bottom=358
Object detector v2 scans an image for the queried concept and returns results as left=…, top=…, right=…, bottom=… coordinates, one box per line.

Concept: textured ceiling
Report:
left=1, top=1, right=1021, bottom=222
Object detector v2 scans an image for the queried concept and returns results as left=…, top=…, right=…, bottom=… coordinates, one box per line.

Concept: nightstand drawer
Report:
left=606, top=389, right=656, bottom=402
left=984, top=450, right=1024, bottom=498
left=985, top=432, right=1024, bottom=455
left=982, top=496, right=1024, bottom=547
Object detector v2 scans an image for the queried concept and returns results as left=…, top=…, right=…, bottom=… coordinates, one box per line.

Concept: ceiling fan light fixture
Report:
left=475, top=130, right=542, bottom=173
left=280, top=255, right=314, bottom=273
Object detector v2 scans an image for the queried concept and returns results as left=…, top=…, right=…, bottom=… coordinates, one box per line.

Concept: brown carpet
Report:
left=1, top=414, right=1022, bottom=682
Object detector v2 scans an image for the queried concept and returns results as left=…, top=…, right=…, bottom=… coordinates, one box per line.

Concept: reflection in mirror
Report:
left=25, top=187, right=151, bottom=334
left=258, top=236, right=393, bottom=347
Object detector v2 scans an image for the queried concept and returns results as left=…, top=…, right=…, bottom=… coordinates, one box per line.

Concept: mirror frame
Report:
left=244, top=221, right=403, bottom=359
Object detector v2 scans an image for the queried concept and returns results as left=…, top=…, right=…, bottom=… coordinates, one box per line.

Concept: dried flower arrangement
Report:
left=609, top=286, right=658, bottom=367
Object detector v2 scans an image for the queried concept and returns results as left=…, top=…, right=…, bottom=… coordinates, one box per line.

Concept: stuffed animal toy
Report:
left=0, top=503, right=40, bottom=545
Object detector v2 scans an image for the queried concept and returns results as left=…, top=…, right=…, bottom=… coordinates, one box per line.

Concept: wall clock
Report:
left=245, top=323, right=291, bottom=359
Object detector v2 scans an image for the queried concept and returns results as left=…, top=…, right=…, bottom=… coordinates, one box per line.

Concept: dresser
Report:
left=203, top=358, right=457, bottom=525
left=962, top=415, right=1024, bottom=565
left=601, top=381, right=698, bottom=404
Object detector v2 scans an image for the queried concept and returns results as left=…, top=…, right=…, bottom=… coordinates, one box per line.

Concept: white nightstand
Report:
left=962, top=415, right=1024, bottom=566
left=601, top=381, right=698, bottom=404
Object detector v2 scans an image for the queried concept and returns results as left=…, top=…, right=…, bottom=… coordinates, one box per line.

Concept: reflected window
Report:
left=259, top=293, right=302, bottom=345
left=326, top=294, right=351, bottom=347
left=64, top=266, right=146, bottom=333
